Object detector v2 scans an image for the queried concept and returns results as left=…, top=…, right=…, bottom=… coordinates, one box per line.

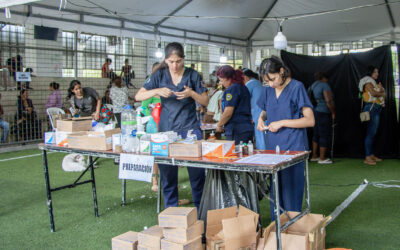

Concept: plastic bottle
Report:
left=136, top=107, right=144, bottom=132
left=131, top=130, right=139, bottom=153
left=121, top=105, right=136, bottom=152
left=242, top=143, right=249, bottom=155
left=208, top=131, right=216, bottom=141
left=248, top=140, right=254, bottom=154
left=239, top=141, right=244, bottom=153
left=152, top=103, right=161, bottom=131
left=142, top=106, right=150, bottom=116
left=146, top=117, right=158, bottom=134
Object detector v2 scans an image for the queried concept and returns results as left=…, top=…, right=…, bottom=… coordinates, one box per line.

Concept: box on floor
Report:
left=158, top=207, right=198, bottom=229
left=112, top=231, right=138, bottom=250
left=138, top=225, right=163, bottom=250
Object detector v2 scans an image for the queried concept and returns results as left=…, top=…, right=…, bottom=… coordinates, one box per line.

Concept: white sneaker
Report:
left=318, top=159, right=333, bottom=164
left=310, top=158, right=319, bottom=162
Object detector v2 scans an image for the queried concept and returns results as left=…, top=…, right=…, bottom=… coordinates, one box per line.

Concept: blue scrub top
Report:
left=257, top=79, right=313, bottom=151
left=245, top=78, right=264, bottom=122
left=143, top=67, right=206, bottom=132
left=222, top=82, right=253, bottom=136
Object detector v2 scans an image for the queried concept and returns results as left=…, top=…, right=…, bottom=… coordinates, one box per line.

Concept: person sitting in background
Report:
left=110, top=77, right=131, bottom=128
left=46, top=82, right=62, bottom=109
left=120, top=59, right=135, bottom=88
left=15, top=90, right=41, bottom=140
left=309, top=72, right=336, bottom=164
left=0, top=93, right=10, bottom=143
left=203, top=80, right=224, bottom=123
left=7, top=55, right=23, bottom=90
left=102, top=89, right=113, bottom=105
left=101, top=58, right=115, bottom=80
left=67, top=80, right=101, bottom=120
left=359, top=66, right=385, bottom=165
left=244, top=68, right=266, bottom=149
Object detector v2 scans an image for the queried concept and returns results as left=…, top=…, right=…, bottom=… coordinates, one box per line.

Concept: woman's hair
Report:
left=366, top=65, right=378, bottom=77
left=125, top=59, right=129, bottom=63
left=113, top=76, right=122, bottom=87
left=259, top=56, right=291, bottom=84
left=216, top=65, right=244, bottom=85
left=106, top=58, right=112, bottom=63
left=19, top=89, right=27, bottom=98
left=49, top=82, right=60, bottom=90
left=67, top=79, right=81, bottom=99
left=314, top=72, right=328, bottom=81
left=158, top=42, right=185, bottom=70
left=243, top=68, right=259, bottom=80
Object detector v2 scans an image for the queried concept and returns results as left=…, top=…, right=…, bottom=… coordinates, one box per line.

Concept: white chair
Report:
left=46, top=107, right=65, bottom=131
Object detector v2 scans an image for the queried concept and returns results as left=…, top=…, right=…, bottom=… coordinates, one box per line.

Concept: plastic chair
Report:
left=47, top=107, right=65, bottom=131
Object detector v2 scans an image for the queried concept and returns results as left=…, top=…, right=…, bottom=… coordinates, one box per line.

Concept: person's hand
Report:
left=216, top=124, right=224, bottom=133
left=157, top=87, right=173, bottom=98
left=92, top=111, right=100, bottom=121
left=257, top=117, right=266, bottom=132
left=268, top=120, right=284, bottom=133
left=174, top=86, right=193, bottom=100
left=332, top=113, right=336, bottom=121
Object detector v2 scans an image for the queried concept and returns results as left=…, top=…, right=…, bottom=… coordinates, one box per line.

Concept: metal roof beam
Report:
left=155, top=0, right=192, bottom=28
left=384, top=0, right=396, bottom=28
left=247, top=0, right=278, bottom=41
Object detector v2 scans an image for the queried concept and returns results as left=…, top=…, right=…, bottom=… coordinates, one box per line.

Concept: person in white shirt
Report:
left=110, top=76, right=132, bottom=127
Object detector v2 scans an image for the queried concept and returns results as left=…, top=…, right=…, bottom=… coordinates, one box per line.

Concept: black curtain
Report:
left=281, top=45, right=399, bottom=158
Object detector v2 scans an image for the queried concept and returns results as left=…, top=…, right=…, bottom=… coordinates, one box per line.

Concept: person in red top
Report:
left=101, top=58, right=113, bottom=78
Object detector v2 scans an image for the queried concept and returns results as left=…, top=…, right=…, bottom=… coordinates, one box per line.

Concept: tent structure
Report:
left=2, top=0, right=400, bottom=48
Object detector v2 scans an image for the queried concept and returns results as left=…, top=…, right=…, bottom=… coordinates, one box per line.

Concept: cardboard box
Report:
left=138, top=225, right=163, bottom=250
left=206, top=205, right=259, bottom=250
left=68, top=128, right=121, bottom=151
left=169, top=141, right=202, bottom=158
left=55, top=130, right=72, bottom=147
left=263, top=212, right=328, bottom=250
left=137, top=246, right=159, bottom=250
left=159, top=207, right=198, bottom=229
left=151, top=133, right=169, bottom=156
left=44, top=131, right=55, bottom=144
left=112, top=231, right=138, bottom=250
left=162, top=220, right=204, bottom=244
left=161, top=236, right=202, bottom=250
left=51, top=113, right=70, bottom=129
left=202, top=140, right=235, bottom=158
left=56, top=117, right=92, bottom=132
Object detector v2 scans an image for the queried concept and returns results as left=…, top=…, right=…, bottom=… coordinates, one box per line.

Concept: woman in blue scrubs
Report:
left=256, top=56, right=314, bottom=220
left=199, top=65, right=258, bottom=221
left=135, top=42, right=209, bottom=209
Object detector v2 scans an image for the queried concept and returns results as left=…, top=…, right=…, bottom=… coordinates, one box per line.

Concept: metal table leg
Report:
left=42, top=150, right=55, bottom=232
left=273, top=171, right=282, bottom=250
left=304, top=159, right=310, bottom=211
left=121, top=179, right=126, bottom=206
left=89, top=156, right=99, bottom=217
left=157, top=174, right=161, bottom=213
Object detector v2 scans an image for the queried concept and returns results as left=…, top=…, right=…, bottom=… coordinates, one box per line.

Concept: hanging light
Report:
left=274, top=23, right=287, bottom=50
left=0, top=0, right=42, bottom=8
left=5, top=7, right=11, bottom=19
left=219, top=48, right=227, bottom=63
left=155, top=42, right=163, bottom=58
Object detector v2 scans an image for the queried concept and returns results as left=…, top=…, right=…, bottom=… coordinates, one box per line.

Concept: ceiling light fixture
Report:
left=274, top=20, right=287, bottom=50
left=5, top=7, right=11, bottom=18
left=155, top=42, right=163, bottom=58
left=219, top=48, right=227, bottom=63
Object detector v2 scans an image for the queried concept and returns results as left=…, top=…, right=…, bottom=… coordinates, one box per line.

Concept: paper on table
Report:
left=235, top=154, right=295, bottom=165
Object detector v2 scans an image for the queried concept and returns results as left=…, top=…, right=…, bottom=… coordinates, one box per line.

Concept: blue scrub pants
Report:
left=158, top=128, right=205, bottom=209
left=270, top=162, right=304, bottom=221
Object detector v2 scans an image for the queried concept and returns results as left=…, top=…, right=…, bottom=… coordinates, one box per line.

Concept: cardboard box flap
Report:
left=222, top=215, right=256, bottom=240
left=238, top=205, right=259, bottom=231
left=69, top=116, right=92, bottom=121
left=207, top=206, right=237, bottom=227
left=113, top=231, right=138, bottom=243
left=286, top=213, right=325, bottom=233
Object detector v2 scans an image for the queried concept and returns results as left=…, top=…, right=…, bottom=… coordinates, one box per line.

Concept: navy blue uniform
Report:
left=143, top=67, right=206, bottom=209
left=199, top=82, right=257, bottom=222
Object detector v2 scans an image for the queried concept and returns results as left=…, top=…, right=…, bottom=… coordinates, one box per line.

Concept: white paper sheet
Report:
left=235, top=154, right=295, bottom=165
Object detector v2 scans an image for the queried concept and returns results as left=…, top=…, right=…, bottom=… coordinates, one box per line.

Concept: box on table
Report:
left=68, top=128, right=121, bottom=151
left=151, top=133, right=169, bottom=156
left=44, top=131, right=55, bottom=144
left=112, top=231, right=138, bottom=250
left=138, top=225, right=163, bottom=250
left=206, top=205, right=259, bottom=250
left=169, top=141, right=202, bottom=157
left=55, top=130, right=72, bottom=147
left=161, top=236, right=202, bottom=250
left=162, top=220, right=204, bottom=244
left=202, top=140, right=235, bottom=158
left=262, top=212, right=328, bottom=250
left=158, top=207, right=198, bottom=229
left=51, top=113, right=69, bottom=129
left=56, top=117, right=92, bottom=132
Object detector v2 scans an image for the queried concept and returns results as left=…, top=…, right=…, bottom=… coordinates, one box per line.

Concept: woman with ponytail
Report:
left=199, top=65, right=258, bottom=220
left=257, top=56, right=314, bottom=220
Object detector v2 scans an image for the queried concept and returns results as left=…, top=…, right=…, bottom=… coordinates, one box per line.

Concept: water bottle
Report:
left=239, top=141, right=244, bottom=153
left=121, top=105, right=136, bottom=152
left=248, top=140, right=254, bottom=154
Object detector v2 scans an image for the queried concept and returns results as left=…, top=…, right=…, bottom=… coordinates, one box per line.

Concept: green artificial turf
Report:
left=0, top=149, right=399, bottom=249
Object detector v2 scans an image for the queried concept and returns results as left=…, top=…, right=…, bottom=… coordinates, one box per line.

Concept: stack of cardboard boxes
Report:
left=138, top=225, right=164, bottom=250
left=159, top=207, right=204, bottom=250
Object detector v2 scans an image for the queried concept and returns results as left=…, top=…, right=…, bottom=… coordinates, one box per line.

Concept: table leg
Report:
left=273, top=172, right=282, bottom=250
left=157, top=174, right=161, bottom=213
left=42, top=150, right=55, bottom=232
left=304, top=159, right=310, bottom=211
left=121, top=179, right=126, bottom=206
left=89, top=156, right=99, bottom=217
